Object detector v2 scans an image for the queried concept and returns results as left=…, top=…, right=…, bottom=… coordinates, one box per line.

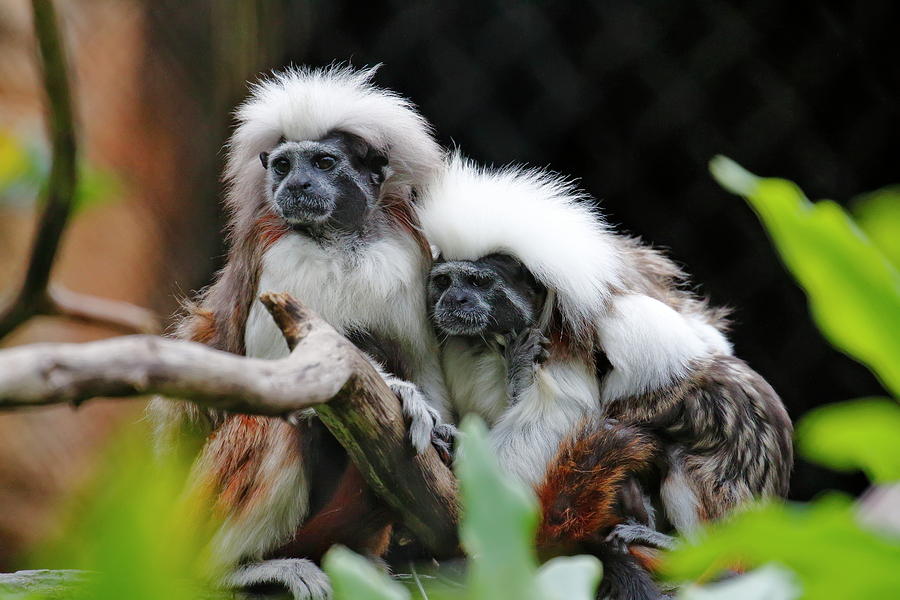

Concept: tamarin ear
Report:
left=259, top=152, right=269, bottom=169
left=367, top=152, right=389, bottom=186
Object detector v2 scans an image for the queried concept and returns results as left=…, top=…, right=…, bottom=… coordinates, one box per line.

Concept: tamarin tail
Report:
left=536, top=419, right=667, bottom=599
left=536, top=418, right=661, bottom=544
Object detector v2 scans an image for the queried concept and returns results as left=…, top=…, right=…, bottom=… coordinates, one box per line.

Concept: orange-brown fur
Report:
left=273, top=464, right=393, bottom=562
left=534, top=420, right=668, bottom=599
left=382, top=193, right=430, bottom=258
left=197, top=416, right=302, bottom=523
left=255, top=213, right=289, bottom=252
left=536, top=420, right=661, bottom=547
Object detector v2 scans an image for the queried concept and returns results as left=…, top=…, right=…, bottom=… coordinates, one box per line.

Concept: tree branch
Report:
left=22, top=0, right=77, bottom=303
left=0, top=292, right=459, bottom=555
left=45, top=285, right=161, bottom=335
left=0, top=0, right=158, bottom=341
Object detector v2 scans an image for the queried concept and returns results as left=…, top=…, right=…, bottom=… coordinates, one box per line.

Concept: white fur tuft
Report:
left=599, top=294, right=710, bottom=401
left=418, top=152, right=623, bottom=335
left=226, top=64, right=442, bottom=206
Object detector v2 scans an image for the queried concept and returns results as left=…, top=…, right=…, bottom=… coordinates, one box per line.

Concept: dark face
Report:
left=260, top=131, right=388, bottom=235
left=428, top=253, right=546, bottom=338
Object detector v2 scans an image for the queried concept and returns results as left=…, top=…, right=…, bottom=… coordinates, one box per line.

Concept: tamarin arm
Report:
left=503, top=327, right=551, bottom=405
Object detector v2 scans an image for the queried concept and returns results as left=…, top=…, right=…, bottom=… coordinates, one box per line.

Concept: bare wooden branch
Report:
left=0, top=292, right=459, bottom=554
left=0, top=0, right=159, bottom=341
left=0, top=318, right=351, bottom=414
left=260, top=292, right=313, bottom=351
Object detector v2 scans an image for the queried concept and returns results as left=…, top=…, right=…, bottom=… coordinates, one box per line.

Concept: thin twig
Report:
left=409, top=562, right=429, bottom=600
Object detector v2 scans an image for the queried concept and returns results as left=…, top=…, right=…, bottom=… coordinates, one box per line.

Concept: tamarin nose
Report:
left=447, top=290, right=473, bottom=308
left=288, top=181, right=312, bottom=196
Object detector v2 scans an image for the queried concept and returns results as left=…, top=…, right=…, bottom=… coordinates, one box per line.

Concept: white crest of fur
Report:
left=418, top=152, right=623, bottom=334
left=226, top=64, right=442, bottom=205
left=598, top=294, right=711, bottom=402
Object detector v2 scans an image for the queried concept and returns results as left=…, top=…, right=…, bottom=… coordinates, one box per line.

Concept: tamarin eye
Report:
left=432, top=274, right=451, bottom=290
left=468, top=273, right=490, bottom=288
left=313, top=155, right=336, bottom=170
left=272, top=157, right=291, bottom=176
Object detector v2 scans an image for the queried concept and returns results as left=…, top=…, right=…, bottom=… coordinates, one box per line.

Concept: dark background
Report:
left=143, top=0, right=900, bottom=501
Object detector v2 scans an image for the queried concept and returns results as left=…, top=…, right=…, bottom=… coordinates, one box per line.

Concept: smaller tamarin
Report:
left=425, top=246, right=670, bottom=599
left=418, top=152, right=793, bottom=540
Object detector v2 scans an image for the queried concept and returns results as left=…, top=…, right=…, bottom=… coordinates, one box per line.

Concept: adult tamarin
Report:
left=149, top=66, right=451, bottom=598
left=419, top=153, right=793, bottom=539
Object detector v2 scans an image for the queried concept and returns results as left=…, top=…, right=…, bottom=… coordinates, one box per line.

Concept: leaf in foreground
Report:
left=678, top=563, right=799, bottom=600
left=324, top=545, right=410, bottom=600
left=26, top=423, right=221, bottom=600
left=796, top=398, right=900, bottom=484
left=853, top=186, right=900, bottom=269
left=710, top=156, right=900, bottom=397
left=661, top=495, right=900, bottom=599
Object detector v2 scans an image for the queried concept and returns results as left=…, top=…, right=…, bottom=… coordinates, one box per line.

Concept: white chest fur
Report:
left=245, top=231, right=429, bottom=360
left=442, top=339, right=601, bottom=487
left=441, top=340, right=509, bottom=425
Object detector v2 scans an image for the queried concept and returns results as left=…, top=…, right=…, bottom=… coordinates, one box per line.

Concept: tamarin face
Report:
left=259, top=131, right=389, bottom=235
left=428, top=253, right=546, bottom=338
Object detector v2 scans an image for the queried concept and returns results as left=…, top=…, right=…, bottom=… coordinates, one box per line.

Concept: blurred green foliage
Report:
left=664, top=158, right=900, bottom=599
left=0, top=131, right=119, bottom=214
left=853, top=186, right=900, bottom=269
left=8, top=422, right=223, bottom=600
left=664, top=496, right=900, bottom=598
left=710, top=156, right=900, bottom=397
left=797, top=398, right=900, bottom=484
left=678, top=564, right=799, bottom=600
left=324, top=546, right=410, bottom=600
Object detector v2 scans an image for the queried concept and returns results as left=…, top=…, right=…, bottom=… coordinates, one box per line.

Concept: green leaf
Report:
left=455, top=415, right=542, bottom=600
left=796, top=398, right=900, bottom=484
left=710, top=156, right=900, bottom=397
left=535, top=556, right=603, bottom=600
left=324, top=546, right=410, bottom=600
left=662, top=495, right=900, bottom=599
left=853, top=186, right=900, bottom=269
